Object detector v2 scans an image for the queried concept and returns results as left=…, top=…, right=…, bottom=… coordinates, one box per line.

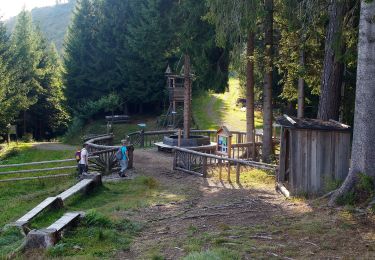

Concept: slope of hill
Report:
left=6, top=1, right=76, bottom=53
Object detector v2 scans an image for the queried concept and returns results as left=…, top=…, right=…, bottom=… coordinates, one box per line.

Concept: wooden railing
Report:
left=0, top=156, right=98, bottom=183
left=172, top=147, right=276, bottom=183
left=85, top=134, right=134, bottom=175
left=127, top=129, right=266, bottom=148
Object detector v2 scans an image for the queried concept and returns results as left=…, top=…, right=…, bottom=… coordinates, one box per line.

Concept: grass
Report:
left=208, top=167, right=275, bottom=189
left=41, top=175, right=180, bottom=258
left=0, top=226, right=25, bottom=257
left=0, top=172, right=182, bottom=258
left=0, top=142, right=76, bottom=181
left=193, top=78, right=263, bottom=131
left=176, top=209, right=375, bottom=259
left=0, top=143, right=77, bottom=227
left=66, top=117, right=159, bottom=145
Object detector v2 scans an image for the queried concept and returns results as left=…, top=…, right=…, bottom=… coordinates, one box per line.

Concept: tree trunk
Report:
left=262, top=0, right=274, bottom=163
left=297, top=48, right=305, bottom=118
left=23, top=111, right=27, bottom=135
left=317, top=0, right=345, bottom=121
left=183, top=54, right=191, bottom=139
left=123, top=102, right=128, bottom=115
left=246, top=32, right=256, bottom=158
left=329, top=0, right=375, bottom=205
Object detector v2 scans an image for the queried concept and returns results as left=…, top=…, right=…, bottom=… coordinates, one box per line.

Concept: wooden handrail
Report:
left=173, top=146, right=276, bottom=170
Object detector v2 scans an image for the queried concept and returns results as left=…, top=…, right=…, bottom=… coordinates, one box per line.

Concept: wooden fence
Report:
left=0, top=157, right=98, bottom=183
left=172, top=147, right=277, bottom=183
left=127, top=129, right=265, bottom=147
left=85, top=134, right=134, bottom=174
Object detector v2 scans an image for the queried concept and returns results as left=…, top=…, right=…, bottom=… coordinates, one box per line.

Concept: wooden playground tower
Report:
left=164, top=59, right=194, bottom=129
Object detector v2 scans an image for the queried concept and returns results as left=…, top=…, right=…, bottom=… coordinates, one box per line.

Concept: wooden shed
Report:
left=276, top=115, right=351, bottom=196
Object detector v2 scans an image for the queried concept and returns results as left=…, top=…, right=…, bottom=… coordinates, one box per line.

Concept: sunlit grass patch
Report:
left=208, top=166, right=274, bottom=188
left=193, top=78, right=263, bottom=131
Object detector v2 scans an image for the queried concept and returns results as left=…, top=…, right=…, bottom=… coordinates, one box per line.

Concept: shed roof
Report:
left=217, top=126, right=232, bottom=136
left=276, top=115, right=351, bottom=132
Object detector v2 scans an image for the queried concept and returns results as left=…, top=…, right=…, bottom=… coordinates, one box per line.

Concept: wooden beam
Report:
left=283, top=114, right=297, bottom=125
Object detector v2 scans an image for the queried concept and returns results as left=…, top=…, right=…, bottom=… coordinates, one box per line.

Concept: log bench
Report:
left=25, top=212, right=85, bottom=249
left=13, top=173, right=101, bottom=229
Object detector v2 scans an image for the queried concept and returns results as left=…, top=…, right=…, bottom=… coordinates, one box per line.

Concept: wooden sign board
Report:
left=216, top=126, right=232, bottom=157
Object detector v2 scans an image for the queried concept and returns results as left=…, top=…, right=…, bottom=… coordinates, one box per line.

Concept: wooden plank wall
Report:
left=283, top=129, right=351, bottom=196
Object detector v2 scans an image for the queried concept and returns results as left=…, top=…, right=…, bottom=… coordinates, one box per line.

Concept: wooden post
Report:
left=228, top=136, right=232, bottom=158
left=219, top=159, right=222, bottom=179
left=178, top=129, right=182, bottom=147
left=105, top=152, right=110, bottom=175
left=127, top=145, right=134, bottom=169
left=236, top=163, right=240, bottom=184
left=173, top=151, right=177, bottom=170
left=227, top=162, right=231, bottom=182
left=202, top=156, right=207, bottom=178
left=140, top=129, right=145, bottom=148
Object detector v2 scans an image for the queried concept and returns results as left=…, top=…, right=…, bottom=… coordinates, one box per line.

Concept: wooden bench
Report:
left=47, top=212, right=82, bottom=232
left=14, top=173, right=101, bottom=228
left=105, top=115, right=130, bottom=124
left=25, top=212, right=84, bottom=249
left=57, top=179, right=93, bottom=201
left=15, top=197, right=63, bottom=227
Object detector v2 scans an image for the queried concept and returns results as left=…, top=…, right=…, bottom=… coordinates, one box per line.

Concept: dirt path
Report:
left=32, top=142, right=76, bottom=151
left=205, top=95, right=223, bottom=126
left=118, top=150, right=324, bottom=259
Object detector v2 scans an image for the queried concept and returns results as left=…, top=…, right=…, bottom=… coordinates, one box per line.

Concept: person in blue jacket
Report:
left=119, top=139, right=129, bottom=177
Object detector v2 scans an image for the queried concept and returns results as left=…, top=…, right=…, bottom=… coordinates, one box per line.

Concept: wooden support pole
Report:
left=219, top=159, right=222, bottom=179
left=227, top=162, right=231, bottom=182
left=178, top=129, right=182, bottom=147
left=173, top=151, right=177, bottom=170
left=202, top=156, right=207, bottom=178
left=236, top=163, right=240, bottom=184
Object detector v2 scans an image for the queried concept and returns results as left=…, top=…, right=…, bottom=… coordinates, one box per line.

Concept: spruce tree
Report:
left=64, top=0, right=101, bottom=109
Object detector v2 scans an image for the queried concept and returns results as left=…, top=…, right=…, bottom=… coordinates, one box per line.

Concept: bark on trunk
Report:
left=246, top=32, right=256, bottom=158
left=297, top=49, right=305, bottom=118
left=183, top=54, right=191, bottom=139
left=317, top=0, right=345, bottom=121
left=329, top=0, right=375, bottom=205
left=262, top=0, right=274, bottom=163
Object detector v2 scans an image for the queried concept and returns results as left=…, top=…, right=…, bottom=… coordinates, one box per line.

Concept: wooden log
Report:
left=175, top=167, right=203, bottom=177
left=276, top=182, right=290, bottom=198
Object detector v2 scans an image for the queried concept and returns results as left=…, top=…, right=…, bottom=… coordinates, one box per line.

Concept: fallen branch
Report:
left=250, top=235, right=273, bottom=240
left=182, top=209, right=265, bottom=220
left=315, top=189, right=337, bottom=200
